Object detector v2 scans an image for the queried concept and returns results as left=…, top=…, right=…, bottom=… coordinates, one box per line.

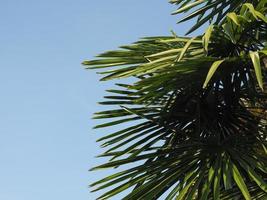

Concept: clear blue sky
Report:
left=0, top=1, right=201, bottom=199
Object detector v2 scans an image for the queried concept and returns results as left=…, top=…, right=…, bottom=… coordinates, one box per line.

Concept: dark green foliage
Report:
left=85, top=1, right=267, bottom=199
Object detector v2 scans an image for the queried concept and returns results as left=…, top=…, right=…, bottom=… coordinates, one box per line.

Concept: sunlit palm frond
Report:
left=86, top=1, right=267, bottom=199
left=169, top=0, right=264, bottom=34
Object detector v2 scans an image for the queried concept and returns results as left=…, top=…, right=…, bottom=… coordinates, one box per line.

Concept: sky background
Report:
left=0, top=1, right=202, bottom=199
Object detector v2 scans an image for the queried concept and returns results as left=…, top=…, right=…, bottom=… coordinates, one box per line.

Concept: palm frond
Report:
left=169, top=0, right=259, bottom=34
left=86, top=0, right=267, bottom=199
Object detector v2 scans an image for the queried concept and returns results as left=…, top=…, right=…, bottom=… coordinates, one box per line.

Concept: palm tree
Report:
left=84, top=1, right=267, bottom=199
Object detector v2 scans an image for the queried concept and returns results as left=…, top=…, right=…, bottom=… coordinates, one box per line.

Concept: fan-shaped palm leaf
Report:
left=85, top=0, right=267, bottom=199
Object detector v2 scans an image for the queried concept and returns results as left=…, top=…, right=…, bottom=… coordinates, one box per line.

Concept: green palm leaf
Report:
left=87, top=0, right=267, bottom=199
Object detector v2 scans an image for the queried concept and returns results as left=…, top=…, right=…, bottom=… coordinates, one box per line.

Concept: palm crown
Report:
left=84, top=1, right=267, bottom=199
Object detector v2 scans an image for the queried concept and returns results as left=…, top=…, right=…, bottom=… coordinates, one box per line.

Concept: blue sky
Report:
left=0, top=1, right=201, bottom=199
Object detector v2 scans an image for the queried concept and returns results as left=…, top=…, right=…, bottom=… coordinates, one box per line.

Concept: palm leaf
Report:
left=87, top=0, right=267, bottom=199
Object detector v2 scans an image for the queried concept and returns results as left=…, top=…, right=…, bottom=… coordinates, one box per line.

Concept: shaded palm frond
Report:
left=86, top=0, right=267, bottom=199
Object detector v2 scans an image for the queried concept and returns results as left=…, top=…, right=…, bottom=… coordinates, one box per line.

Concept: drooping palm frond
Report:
left=86, top=1, right=267, bottom=200
left=91, top=142, right=266, bottom=200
